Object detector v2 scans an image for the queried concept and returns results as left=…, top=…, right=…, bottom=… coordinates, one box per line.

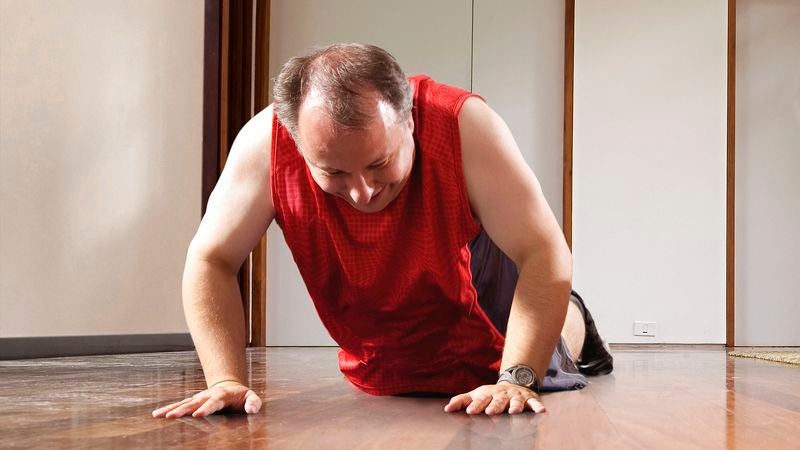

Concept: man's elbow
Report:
left=554, top=238, right=573, bottom=287
left=519, top=238, right=573, bottom=292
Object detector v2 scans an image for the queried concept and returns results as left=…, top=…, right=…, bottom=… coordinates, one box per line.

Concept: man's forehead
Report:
left=299, top=87, right=399, bottom=125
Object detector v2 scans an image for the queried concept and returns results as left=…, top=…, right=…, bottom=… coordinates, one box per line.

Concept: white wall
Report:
left=472, top=0, right=565, bottom=226
left=0, top=0, right=203, bottom=337
left=735, top=0, right=800, bottom=346
left=572, top=1, right=728, bottom=343
left=268, top=0, right=473, bottom=92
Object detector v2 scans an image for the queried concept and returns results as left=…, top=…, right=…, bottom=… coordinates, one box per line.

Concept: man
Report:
left=153, top=43, right=612, bottom=419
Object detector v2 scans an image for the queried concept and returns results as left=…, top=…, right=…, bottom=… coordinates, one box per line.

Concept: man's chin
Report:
left=338, top=187, right=387, bottom=213
left=349, top=193, right=394, bottom=213
left=350, top=200, right=389, bottom=213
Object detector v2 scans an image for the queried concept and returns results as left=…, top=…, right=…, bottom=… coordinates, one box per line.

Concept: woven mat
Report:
left=728, top=351, right=800, bottom=366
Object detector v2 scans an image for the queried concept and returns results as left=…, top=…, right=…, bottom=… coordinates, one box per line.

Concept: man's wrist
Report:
left=208, top=379, right=246, bottom=389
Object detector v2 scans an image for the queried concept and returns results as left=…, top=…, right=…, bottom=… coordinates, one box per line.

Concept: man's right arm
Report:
left=152, top=105, right=276, bottom=419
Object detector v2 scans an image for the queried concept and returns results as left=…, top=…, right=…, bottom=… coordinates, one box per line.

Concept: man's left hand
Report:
left=443, top=383, right=545, bottom=415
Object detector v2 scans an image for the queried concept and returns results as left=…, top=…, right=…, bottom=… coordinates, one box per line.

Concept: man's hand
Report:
left=443, top=383, right=545, bottom=415
left=151, top=381, right=262, bottom=419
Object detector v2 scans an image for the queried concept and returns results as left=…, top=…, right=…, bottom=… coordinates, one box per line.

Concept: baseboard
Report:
left=0, top=333, right=195, bottom=360
left=609, top=343, right=726, bottom=350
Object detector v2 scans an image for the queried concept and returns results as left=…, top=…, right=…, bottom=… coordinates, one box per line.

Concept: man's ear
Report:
left=406, top=114, right=414, bottom=132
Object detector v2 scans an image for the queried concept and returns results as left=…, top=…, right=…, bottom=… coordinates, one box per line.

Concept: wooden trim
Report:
left=239, top=254, right=252, bottom=344
left=254, top=0, right=271, bottom=111
left=251, top=0, right=271, bottom=347
left=226, top=0, right=255, bottom=344
left=726, top=0, right=736, bottom=348
left=219, top=0, right=230, bottom=173
left=225, top=0, right=253, bottom=151
left=251, top=241, right=267, bottom=347
left=202, top=0, right=222, bottom=216
left=0, top=334, right=194, bottom=360
left=206, top=0, right=259, bottom=345
left=563, top=0, right=575, bottom=250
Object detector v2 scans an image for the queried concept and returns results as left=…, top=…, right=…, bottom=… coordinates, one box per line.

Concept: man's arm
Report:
left=153, top=105, right=276, bottom=418
left=444, top=97, right=572, bottom=415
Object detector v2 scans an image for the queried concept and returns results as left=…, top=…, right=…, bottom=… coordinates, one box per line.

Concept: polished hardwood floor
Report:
left=1, top=346, right=798, bottom=449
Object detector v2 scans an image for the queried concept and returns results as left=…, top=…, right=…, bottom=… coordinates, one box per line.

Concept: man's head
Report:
left=273, top=43, right=415, bottom=213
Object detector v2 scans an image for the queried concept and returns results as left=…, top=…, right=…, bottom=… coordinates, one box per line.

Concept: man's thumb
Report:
left=244, top=391, right=262, bottom=414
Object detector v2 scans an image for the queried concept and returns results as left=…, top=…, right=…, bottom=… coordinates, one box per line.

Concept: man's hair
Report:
left=273, top=43, right=412, bottom=141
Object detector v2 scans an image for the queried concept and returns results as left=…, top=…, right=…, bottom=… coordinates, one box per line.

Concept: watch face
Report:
left=514, top=367, right=534, bottom=386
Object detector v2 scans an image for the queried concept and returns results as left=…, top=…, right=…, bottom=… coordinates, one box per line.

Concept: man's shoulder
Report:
left=234, top=104, right=274, bottom=161
left=413, top=77, right=478, bottom=128
left=218, top=104, right=275, bottom=187
left=411, top=75, right=472, bottom=98
left=247, top=104, right=274, bottom=144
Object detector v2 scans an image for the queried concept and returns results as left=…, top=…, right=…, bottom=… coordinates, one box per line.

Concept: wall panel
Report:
left=735, top=0, right=800, bottom=346
left=472, top=0, right=565, bottom=225
left=0, top=0, right=204, bottom=337
left=572, top=1, right=728, bottom=343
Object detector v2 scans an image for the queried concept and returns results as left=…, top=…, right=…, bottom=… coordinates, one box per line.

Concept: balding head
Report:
left=273, top=43, right=412, bottom=143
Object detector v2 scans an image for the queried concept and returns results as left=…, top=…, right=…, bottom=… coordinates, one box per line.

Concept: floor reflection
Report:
left=1, top=347, right=798, bottom=449
left=725, top=353, right=736, bottom=450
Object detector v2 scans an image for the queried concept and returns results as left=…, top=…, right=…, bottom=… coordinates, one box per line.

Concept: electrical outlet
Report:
left=633, top=321, right=657, bottom=337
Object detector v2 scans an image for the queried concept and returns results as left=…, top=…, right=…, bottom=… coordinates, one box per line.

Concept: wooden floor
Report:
left=1, top=347, right=799, bottom=449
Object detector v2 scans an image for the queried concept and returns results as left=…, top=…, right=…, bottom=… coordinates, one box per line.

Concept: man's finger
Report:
left=244, top=391, right=262, bottom=414
left=526, top=397, right=546, bottom=414
left=444, top=393, right=472, bottom=412
left=165, top=398, right=202, bottom=419
left=508, top=396, right=526, bottom=414
left=152, top=397, right=194, bottom=418
left=466, top=395, right=492, bottom=415
left=192, top=397, right=224, bottom=418
left=485, top=394, right=510, bottom=415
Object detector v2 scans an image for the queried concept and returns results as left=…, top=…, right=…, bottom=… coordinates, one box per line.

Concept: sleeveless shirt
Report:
left=270, top=75, right=506, bottom=395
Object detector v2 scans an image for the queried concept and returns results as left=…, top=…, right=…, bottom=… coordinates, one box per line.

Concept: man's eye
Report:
left=322, top=170, right=342, bottom=176
left=370, top=160, right=389, bottom=169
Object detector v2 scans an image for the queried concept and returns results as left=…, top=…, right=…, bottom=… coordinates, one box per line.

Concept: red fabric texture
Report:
left=270, top=75, right=506, bottom=395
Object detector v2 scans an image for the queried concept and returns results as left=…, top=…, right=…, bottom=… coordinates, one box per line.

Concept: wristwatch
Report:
left=498, top=364, right=539, bottom=391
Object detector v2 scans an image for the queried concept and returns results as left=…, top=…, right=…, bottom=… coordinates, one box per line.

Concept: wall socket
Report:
left=633, top=321, right=657, bottom=337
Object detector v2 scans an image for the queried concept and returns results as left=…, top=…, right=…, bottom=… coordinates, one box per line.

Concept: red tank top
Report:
left=270, top=75, right=505, bottom=395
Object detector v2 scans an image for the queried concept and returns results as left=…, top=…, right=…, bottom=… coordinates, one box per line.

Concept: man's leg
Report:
left=567, top=290, right=614, bottom=375
left=469, top=231, right=518, bottom=336
left=469, top=231, right=588, bottom=392
left=562, top=301, right=586, bottom=362
left=469, top=231, right=613, bottom=380
left=471, top=230, right=585, bottom=358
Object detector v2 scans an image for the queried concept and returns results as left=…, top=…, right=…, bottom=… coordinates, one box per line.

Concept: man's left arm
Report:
left=443, top=97, right=573, bottom=415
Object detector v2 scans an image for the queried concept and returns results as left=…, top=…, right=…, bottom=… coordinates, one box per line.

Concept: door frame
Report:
left=202, top=0, right=269, bottom=347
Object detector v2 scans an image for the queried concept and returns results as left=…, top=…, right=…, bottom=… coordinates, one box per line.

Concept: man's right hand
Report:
left=151, top=381, right=262, bottom=419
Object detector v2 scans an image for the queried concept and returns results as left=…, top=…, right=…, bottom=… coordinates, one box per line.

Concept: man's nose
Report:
left=348, top=174, right=376, bottom=205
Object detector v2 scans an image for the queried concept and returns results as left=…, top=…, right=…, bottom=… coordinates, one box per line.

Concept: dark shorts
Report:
left=469, top=230, right=588, bottom=392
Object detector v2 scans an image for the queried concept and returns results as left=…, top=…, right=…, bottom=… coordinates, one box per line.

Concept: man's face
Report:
left=296, top=89, right=415, bottom=213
